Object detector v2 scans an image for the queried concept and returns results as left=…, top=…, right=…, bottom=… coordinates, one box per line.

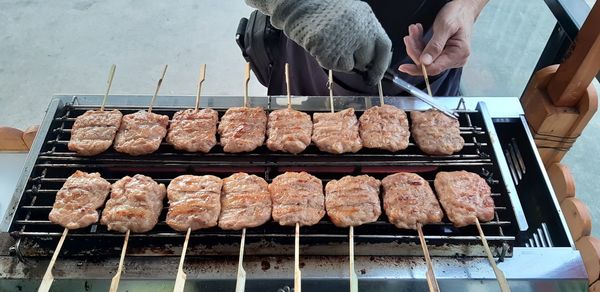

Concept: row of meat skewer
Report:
left=49, top=170, right=494, bottom=233
left=68, top=64, right=464, bottom=157
left=41, top=169, right=497, bottom=292
left=70, top=105, right=463, bottom=156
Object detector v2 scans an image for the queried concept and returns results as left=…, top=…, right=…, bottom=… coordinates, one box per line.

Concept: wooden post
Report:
left=547, top=3, right=600, bottom=107
left=521, top=1, right=600, bottom=166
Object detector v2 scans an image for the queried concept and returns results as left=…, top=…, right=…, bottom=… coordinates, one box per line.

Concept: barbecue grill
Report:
left=0, top=94, right=588, bottom=291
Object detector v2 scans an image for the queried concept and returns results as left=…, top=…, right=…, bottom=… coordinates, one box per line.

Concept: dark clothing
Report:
left=267, top=0, right=462, bottom=97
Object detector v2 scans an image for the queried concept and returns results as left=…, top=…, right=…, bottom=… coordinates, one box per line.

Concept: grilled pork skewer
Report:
left=168, top=175, right=222, bottom=292
left=269, top=171, right=326, bottom=292
left=266, top=64, right=312, bottom=154
left=219, top=172, right=272, bottom=292
left=113, top=65, right=169, bottom=156
left=269, top=64, right=318, bottom=291
left=39, top=171, right=112, bottom=292
left=218, top=63, right=267, bottom=153
left=382, top=173, right=443, bottom=292
left=358, top=83, right=410, bottom=152
left=434, top=171, right=509, bottom=291
left=311, top=70, right=362, bottom=154
left=434, top=171, right=495, bottom=227
left=166, top=64, right=219, bottom=153
left=326, top=173, right=381, bottom=292
left=68, top=65, right=122, bottom=156
left=411, top=109, right=464, bottom=156
left=100, top=174, right=166, bottom=292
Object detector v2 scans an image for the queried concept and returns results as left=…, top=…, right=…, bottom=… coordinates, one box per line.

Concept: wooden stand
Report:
left=521, top=65, right=597, bottom=166
left=576, top=236, right=600, bottom=284
left=521, top=1, right=600, bottom=166
left=560, top=197, right=592, bottom=241
left=546, top=163, right=576, bottom=202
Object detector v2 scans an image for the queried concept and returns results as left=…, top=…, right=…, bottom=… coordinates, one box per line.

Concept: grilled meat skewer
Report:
left=101, top=174, right=166, bottom=233
left=269, top=171, right=325, bottom=226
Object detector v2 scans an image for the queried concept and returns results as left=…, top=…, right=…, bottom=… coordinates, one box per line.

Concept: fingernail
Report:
left=421, top=54, right=433, bottom=65
left=398, top=65, right=406, bottom=72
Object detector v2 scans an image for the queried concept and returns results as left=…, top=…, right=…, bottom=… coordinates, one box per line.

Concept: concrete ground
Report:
left=0, top=1, right=598, bottom=236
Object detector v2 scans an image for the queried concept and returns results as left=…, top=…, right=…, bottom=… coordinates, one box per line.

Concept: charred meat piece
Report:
left=68, top=109, right=122, bottom=156
left=268, top=172, right=325, bottom=226
left=49, top=170, right=111, bottom=229
left=410, top=109, right=464, bottom=155
left=325, top=175, right=381, bottom=227
left=382, top=173, right=443, bottom=230
left=312, top=108, right=362, bottom=154
left=100, top=174, right=166, bottom=233
left=434, top=171, right=495, bottom=227
left=218, top=173, right=272, bottom=230
left=113, top=111, right=169, bottom=156
left=359, top=105, right=409, bottom=152
left=166, top=175, right=223, bottom=232
left=266, top=108, right=312, bottom=154
left=166, top=108, right=218, bottom=153
left=218, top=107, right=267, bottom=153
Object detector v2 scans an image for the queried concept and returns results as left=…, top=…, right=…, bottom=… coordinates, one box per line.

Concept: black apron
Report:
left=266, top=0, right=461, bottom=98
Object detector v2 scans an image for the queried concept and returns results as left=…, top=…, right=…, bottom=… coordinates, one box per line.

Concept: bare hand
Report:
left=399, top=0, right=483, bottom=76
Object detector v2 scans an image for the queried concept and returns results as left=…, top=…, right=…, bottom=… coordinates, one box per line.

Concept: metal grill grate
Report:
left=8, top=103, right=520, bottom=258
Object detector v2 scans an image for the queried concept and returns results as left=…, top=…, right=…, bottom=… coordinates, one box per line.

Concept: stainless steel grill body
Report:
left=0, top=95, right=588, bottom=291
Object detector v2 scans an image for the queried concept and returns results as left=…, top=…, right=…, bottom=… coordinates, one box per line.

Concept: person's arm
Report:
left=245, top=0, right=392, bottom=85
left=399, top=0, right=489, bottom=76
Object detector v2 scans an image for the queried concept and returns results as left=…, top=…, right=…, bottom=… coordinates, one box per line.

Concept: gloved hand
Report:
left=246, top=0, right=392, bottom=85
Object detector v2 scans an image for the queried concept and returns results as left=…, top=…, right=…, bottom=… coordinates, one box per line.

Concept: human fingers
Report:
left=425, top=38, right=471, bottom=75
left=420, top=24, right=453, bottom=65
left=403, top=36, right=422, bottom=66
left=397, top=63, right=422, bottom=76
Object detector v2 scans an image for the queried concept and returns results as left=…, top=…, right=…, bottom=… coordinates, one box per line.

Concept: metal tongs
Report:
left=382, top=69, right=458, bottom=120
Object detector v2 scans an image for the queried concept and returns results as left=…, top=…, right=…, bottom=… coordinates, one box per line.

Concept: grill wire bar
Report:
left=8, top=100, right=520, bottom=258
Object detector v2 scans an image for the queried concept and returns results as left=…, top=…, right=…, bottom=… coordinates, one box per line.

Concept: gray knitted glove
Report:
left=246, top=0, right=392, bottom=85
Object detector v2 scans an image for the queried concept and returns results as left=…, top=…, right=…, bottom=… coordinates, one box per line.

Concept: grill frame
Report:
left=2, top=95, right=527, bottom=258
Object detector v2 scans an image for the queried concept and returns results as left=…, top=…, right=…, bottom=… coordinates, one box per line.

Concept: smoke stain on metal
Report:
left=261, top=260, right=270, bottom=271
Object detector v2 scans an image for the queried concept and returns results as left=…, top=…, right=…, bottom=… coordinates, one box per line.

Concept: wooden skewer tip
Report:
left=38, top=228, right=69, bottom=292
left=109, top=229, right=130, bottom=292
left=194, top=64, right=207, bottom=111
left=100, top=64, right=117, bottom=111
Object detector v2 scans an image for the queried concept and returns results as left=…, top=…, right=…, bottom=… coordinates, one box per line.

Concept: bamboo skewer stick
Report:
left=328, top=70, right=334, bottom=113
left=294, top=223, right=302, bottom=292
left=234, top=64, right=252, bottom=292
left=100, top=64, right=116, bottom=111
left=421, top=64, right=433, bottom=96
left=235, top=228, right=247, bottom=292
left=285, top=63, right=292, bottom=109
left=38, top=228, right=68, bottom=292
left=243, top=63, right=250, bottom=108
left=148, top=65, right=168, bottom=113
left=378, top=81, right=384, bottom=106
left=475, top=218, right=511, bottom=292
left=194, top=64, right=207, bottom=111
left=417, top=223, right=440, bottom=292
left=282, top=63, right=301, bottom=291
left=349, top=226, right=358, bottom=292
left=109, top=229, right=131, bottom=292
left=173, top=227, right=192, bottom=292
